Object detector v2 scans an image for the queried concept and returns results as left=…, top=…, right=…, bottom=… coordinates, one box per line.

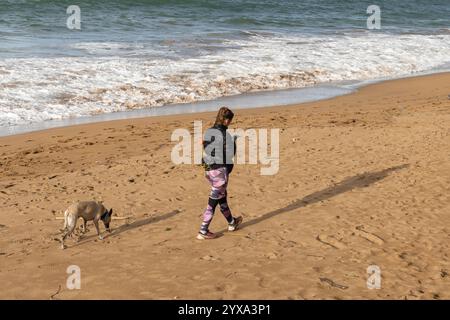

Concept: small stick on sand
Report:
left=226, top=233, right=253, bottom=239
left=50, top=285, right=61, bottom=300
left=319, top=277, right=348, bottom=290
left=55, top=216, right=132, bottom=220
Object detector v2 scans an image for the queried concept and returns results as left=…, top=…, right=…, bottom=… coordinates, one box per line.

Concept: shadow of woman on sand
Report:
left=218, top=164, right=409, bottom=233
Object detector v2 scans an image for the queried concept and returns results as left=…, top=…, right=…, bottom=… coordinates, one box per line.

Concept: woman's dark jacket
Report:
left=202, top=124, right=236, bottom=173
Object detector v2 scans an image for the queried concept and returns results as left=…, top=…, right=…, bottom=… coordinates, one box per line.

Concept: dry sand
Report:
left=0, top=73, right=449, bottom=299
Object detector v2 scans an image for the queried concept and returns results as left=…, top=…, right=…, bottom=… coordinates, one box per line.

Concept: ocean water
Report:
left=0, top=0, right=449, bottom=129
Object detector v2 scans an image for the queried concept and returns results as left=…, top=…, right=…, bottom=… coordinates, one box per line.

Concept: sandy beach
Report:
left=0, top=72, right=449, bottom=299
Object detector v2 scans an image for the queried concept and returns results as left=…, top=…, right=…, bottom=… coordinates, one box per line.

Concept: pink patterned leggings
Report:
left=199, top=167, right=233, bottom=234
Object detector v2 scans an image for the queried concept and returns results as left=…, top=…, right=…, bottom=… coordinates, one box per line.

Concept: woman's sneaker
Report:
left=196, top=231, right=217, bottom=240
left=228, top=216, right=243, bottom=231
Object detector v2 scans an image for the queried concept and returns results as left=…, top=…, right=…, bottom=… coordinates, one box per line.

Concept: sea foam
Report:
left=1, top=32, right=449, bottom=127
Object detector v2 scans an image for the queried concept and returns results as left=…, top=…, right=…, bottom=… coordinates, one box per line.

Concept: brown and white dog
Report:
left=60, top=201, right=113, bottom=249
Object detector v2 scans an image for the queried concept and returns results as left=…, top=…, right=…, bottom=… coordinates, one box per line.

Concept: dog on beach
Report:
left=60, top=201, right=113, bottom=249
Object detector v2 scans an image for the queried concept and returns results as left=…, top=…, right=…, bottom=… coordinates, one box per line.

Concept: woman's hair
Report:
left=214, top=106, right=234, bottom=126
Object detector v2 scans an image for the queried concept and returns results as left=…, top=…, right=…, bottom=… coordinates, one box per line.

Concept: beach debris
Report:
left=316, top=234, right=346, bottom=249
left=354, top=225, right=384, bottom=245
left=319, top=277, right=348, bottom=290
left=55, top=216, right=132, bottom=220
left=128, top=177, right=135, bottom=183
left=50, top=285, right=62, bottom=300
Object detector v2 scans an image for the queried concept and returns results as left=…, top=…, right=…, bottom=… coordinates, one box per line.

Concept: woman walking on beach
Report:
left=197, top=107, right=243, bottom=240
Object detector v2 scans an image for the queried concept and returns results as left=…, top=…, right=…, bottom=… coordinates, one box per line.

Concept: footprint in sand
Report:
left=354, top=226, right=384, bottom=245
left=257, top=276, right=270, bottom=289
left=200, top=255, right=219, bottom=261
left=265, top=252, right=279, bottom=260
left=316, top=234, right=347, bottom=249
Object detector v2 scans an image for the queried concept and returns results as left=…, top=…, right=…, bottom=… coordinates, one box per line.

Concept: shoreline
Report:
left=2, top=69, right=449, bottom=138
left=1, top=71, right=449, bottom=299
left=0, top=82, right=354, bottom=137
